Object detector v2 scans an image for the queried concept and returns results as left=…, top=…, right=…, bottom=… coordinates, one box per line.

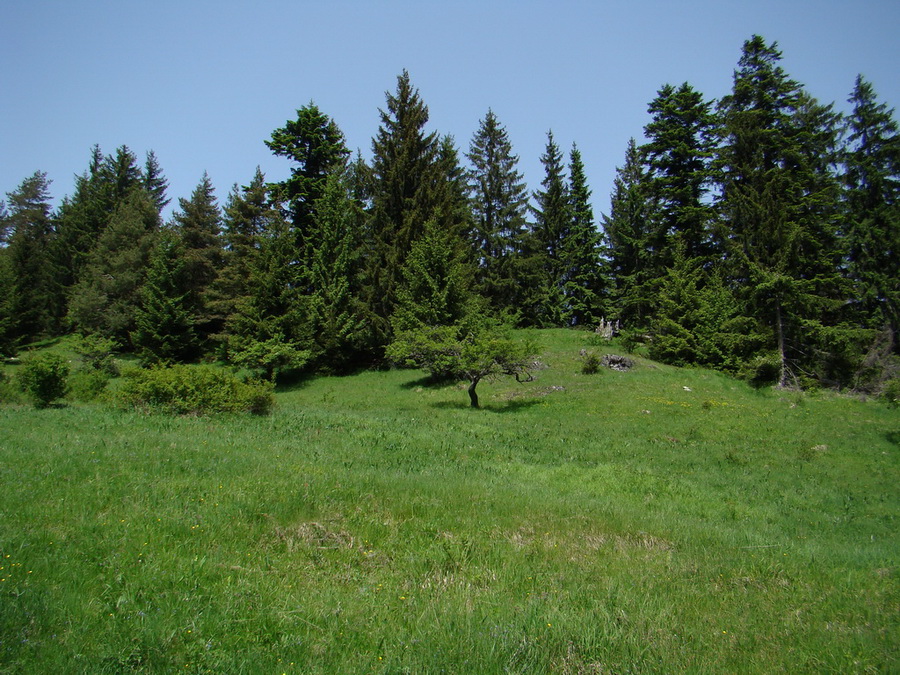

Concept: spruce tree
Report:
left=266, top=102, right=350, bottom=238
left=1, top=171, right=55, bottom=346
left=216, top=168, right=273, bottom=334
left=528, top=131, right=572, bottom=326
left=143, top=150, right=170, bottom=214
left=132, top=230, right=197, bottom=363
left=299, top=171, right=371, bottom=371
left=642, top=82, right=717, bottom=264
left=842, top=75, right=900, bottom=344
left=366, top=70, right=444, bottom=337
left=171, top=172, right=223, bottom=349
left=715, top=35, right=847, bottom=387
left=603, top=138, right=656, bottom=328
left=53, top=145, right=147, bottom=326
left=465, top=109, right=530, bottom=312
left=563, top=144, right=606, bottom=325
left=67, top=189, right=160, bottom=345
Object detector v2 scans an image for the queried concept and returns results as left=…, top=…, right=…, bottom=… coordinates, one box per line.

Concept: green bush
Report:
left=0, top=370, right=24, bottom=404
left=18, top=353, right=70, bottom=408
left=67, top=369, right=111, bottom=402
left=883, top=377, right=900, bottom=408
left=580, top=350, right=602, bottom=375
left=117, top=364, right=275, bottom=416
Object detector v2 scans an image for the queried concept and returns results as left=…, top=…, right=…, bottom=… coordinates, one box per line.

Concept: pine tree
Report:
left=227, top=209, right=309, bottom=380
left=528, top=131, right=572, bottom=326
left=67, top=189, right=160, bottom=345
left=52, top=145, right=147, bottom=325
left=266, top=102, right=350, bottom=238
left=0, top=200, right=9, bottom=246
left=171, top=172, right=223, bottom=348
left=603, top=138, right=656, bottom=328
left=1, top=171, right=55, bottom=346
left=842, top=75, right=900, bottom=344
left=642, top=82, right=717, bottom=264
left=216, top=168, right=273, bottom=333
left=299, top=171, right=372, bottom=371
left=563, top=144, right=606, bottom=325
left=715, top=35, right=847, bottom=387
left=465, top=109, right=530, bottom=312
left=365, top=70, right=444, bottom=336
left=132, top=230, right=198, bottom=363
left=143, top=150, right=170, bottom=214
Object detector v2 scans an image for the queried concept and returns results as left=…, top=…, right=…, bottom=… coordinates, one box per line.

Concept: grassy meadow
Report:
left=0, top=329, right=897, bottom=673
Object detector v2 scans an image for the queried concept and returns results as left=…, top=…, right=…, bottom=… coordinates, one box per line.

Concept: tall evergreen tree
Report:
left=563, top=144, right=606, bottom=325
left=715, top=35, right=847, bottom=387
left=527, top=131, right=572, bottom=326
left=216, top=168, right=273, bottom=334
left=642, top=82, right=717, bottom=263
left=466, top=109, right=530, bottom=312
left=52, top=145, right=147, bottom=323
left=603, top=138, right=657, bottom=327
left=266, top=102, right=350, bottom=237
left=132, top=229, right=197, bottom=363
left=298, top=171, right=372, bottom=371
left=365, top=70, right=444, bottom=336
left=842, top=75, right=900, bottom=344
left=1, top=172, right=55, bottom=346
left=171, top=172, right=223, bottom=349
left=143, top=150, right=170, bottom=214
left=67, top=189, right=160, bottom=345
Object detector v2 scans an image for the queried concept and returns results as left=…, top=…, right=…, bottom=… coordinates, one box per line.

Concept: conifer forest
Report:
left=2, top=35, right=898, bottom=393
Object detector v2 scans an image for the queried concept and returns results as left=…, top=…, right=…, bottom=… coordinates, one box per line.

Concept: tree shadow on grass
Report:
left=428, top=398, right=541, bottom=413
left=399, top=373, right=457, bottom=390
left=886, top=430, right=900, bottom=447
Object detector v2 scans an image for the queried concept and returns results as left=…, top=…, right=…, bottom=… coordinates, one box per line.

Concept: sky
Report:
left=2, top=0, right=899, bottom=220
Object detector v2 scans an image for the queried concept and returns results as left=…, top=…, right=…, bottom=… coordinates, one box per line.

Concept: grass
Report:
left=0, top=329, right=897, bottom=673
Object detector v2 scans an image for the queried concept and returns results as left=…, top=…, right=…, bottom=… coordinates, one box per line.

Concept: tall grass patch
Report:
left=0, top=329, right=897, bottom=672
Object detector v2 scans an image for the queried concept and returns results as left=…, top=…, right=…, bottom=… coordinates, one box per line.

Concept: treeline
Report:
left=1, top=35, right=897, bottom=390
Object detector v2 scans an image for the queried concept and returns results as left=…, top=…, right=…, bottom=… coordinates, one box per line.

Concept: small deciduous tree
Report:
left=388, top=315, right=536, bottom=408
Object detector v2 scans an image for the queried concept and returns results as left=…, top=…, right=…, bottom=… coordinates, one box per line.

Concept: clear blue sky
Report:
left=3, top=0, right=898, bottom=219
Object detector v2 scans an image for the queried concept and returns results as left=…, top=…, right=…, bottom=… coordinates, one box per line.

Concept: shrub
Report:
left=67, top=369, right=111, bottom=402
left=117, top=364, right=275, bottom=416
left=883, top=377, right=900, bottom=409
left=18, top=353, right=70, bottom=408
left=72, top=334, right=120, bottom=376
left=0, top=370, right=24, bottom=404
left=579, top=350, right=602, bottom=375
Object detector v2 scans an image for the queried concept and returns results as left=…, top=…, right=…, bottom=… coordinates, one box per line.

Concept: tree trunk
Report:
left=468, top=378, right=480, bottom=408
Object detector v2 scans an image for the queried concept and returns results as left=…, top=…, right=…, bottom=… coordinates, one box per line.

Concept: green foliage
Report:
left=603, top=138, right=657, bottom=328
left=466, top=109, right=530, bottom=312
left=3, top=171, right=56, bottom=344
left=579, top=349, right=602, bottom=375
left=170, top=172, right=222, bottom=347
left=883, top=377, right=900, bottom=408
left=18, top=352, right=69, bottom=408
left=71, top=334, right=119, bottom=375
left=66, top=368, right=110, bottom=402
left=131, top=230, right=198, bottom=364
left=266, top=102, right=350, bottom=232
left=228, top=335, right=310, bottom=382
left=117, top=364, right=274, bottom=415
left=391, top=219, right=476, bottom=333
left=67, top=189, right=160, bottom=346
left=388, top=314, right=535, bottom=407
left=365, top=70, right=447, bottom=334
